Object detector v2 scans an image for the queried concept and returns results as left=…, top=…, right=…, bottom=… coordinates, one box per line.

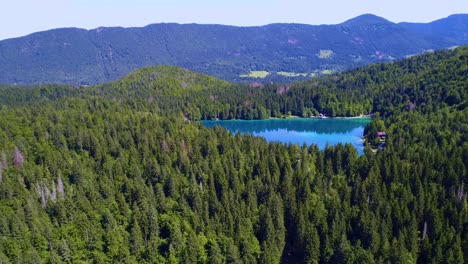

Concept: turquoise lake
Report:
left=202, top=118, right=371, bottom=155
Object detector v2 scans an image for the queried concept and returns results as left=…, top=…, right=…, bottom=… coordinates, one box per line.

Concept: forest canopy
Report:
left=0, top=47, right=466, bottom=263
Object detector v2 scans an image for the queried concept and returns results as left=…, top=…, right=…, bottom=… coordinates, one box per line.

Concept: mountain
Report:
left=0, top=14, right=467, bottom=85
left=400, top=14, right=468, bottom=44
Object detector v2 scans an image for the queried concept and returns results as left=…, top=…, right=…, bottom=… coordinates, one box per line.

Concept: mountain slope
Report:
left=400, top=14, right=468, bottom=44
left=0, top=14, right=466, bottom=85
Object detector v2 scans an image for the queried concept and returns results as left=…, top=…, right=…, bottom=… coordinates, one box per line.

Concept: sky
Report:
left=1, top=0, right=467, bottom=40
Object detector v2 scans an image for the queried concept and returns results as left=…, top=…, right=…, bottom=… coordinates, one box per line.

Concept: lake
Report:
left=202, top=118, right=371, bottom=155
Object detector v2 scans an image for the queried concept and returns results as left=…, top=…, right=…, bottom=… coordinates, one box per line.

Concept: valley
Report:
left=0, top=46, right=466, bottom=263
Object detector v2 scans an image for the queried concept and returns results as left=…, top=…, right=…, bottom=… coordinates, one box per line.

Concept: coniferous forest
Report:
left=0, top=47, right=466, bottom=263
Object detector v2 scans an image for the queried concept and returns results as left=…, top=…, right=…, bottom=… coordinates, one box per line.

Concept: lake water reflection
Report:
left=202, top=118, right=371, bottom=155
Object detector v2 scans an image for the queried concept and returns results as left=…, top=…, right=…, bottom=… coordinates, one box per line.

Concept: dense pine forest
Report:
left=0, top=47, right=466, bottom=263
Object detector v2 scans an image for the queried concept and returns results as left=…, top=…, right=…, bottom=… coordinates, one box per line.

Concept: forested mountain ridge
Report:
left=90, top=46, right=468, bottom=120
left=399, top=14, right=468, bottom=44
left=0, top=14, right=467, bottom=85
left=0, top=47, right=466, bottom=263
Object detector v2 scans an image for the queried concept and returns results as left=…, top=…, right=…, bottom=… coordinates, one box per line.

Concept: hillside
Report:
left=400, top=14, right=468, bottom=44
left=0, top=14, right=467, bottom=85
left=0, top=47, right=466, bottom=263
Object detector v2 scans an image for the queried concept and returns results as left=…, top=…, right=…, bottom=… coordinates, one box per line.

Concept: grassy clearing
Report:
left=277, top=71, right=308, bottom=77
left=240, top=71, right=270, bottom=78
left=317, top=49, right=334, bottom=59
left=353, top=55, right=363, bottom=62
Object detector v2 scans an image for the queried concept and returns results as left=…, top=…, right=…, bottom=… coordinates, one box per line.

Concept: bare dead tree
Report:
left=422, top=221, right=428, bottom=240
left=1, top=151, right=7, bottom=167
left=51, top=181, right=57, bottom=202
left=57, top=176, right=65, bottom=198
left=13, top=147, right=24, bottom=169
left=457, top=182, right=465, bottom=202
left=36, top=182, right=47, bottom=208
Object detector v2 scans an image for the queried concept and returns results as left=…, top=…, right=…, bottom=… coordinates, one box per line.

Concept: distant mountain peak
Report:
left=341, top=14, right=393, bottom=26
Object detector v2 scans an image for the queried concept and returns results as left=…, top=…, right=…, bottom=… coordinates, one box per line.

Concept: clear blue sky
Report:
left=1, top=0, right=467, bottom=40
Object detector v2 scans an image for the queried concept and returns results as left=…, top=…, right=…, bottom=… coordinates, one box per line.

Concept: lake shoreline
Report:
left=259, top=114, right=371, bottom=121
left=201, top=114, right=372, bottom=122
left=303, top=113, right=372, bottom=119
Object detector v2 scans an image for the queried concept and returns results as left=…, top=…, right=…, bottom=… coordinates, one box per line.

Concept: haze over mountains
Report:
left=0, top=13, right=467, bottom=85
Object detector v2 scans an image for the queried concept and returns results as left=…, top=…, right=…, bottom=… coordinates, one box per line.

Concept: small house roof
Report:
left=377, top=131, right=386, bottom=136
